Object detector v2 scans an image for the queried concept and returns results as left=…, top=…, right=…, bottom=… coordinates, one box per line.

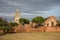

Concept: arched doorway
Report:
left=51, top=22, right=54, bottom=26
left=47, top=23, right=49, bottom=26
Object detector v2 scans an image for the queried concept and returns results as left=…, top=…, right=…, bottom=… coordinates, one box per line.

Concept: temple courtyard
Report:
left=0, top=32, right=60, bottom=40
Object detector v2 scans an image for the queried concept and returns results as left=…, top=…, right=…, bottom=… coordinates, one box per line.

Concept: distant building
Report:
left=14, top=9, right=20, bottom=24
left=44, top=16, right=58, bottom=27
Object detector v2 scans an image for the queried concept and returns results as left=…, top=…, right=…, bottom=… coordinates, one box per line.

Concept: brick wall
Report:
left=4, top=24, right=60, bottom=33
left=0, top=30, right=3, bottom=32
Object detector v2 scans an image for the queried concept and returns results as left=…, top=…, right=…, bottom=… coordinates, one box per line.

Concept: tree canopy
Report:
left=32, top=16, right=45, bottom=25
left=0, top=17, right=18, bottom=33
left=19, top=18, right=30, bottom=25
left=0, top=18, right=8, bottom=27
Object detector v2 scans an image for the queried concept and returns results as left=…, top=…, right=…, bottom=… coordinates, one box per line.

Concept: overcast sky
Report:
left=0, top=0, right=60, bottom=21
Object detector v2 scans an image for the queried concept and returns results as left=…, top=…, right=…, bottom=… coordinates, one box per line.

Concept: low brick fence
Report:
left=0, top=24, right=60, bottom=33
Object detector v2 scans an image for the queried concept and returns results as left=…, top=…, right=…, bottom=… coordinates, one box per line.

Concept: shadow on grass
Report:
left=0, top=32, right=16, bottom=36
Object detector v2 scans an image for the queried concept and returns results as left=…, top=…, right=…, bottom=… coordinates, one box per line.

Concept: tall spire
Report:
left=14, top=9, right=20, bottom=24
left=15, top=9, right=20, bottom=17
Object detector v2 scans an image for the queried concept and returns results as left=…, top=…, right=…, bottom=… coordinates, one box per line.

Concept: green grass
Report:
left=0, top=32, right=60, bottom=40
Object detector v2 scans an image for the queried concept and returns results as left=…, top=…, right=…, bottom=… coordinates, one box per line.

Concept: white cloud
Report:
left=21, top=12, right=44, bottom=16
left=35, top=11, right=50, bottom=14
left=21, top=13, right=32, bottom=15
left=1, top=0, right=22, bottom=7
left=0, top=12, right=15, bottom=17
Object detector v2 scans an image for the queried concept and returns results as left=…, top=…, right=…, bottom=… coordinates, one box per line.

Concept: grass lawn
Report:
left=0, top=32, right=60, bottom=40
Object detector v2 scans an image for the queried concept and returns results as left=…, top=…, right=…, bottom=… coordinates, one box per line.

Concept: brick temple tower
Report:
left=14, top=9, right=20, bottom=24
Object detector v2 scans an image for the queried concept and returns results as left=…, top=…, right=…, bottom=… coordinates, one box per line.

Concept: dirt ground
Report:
left=0, top=32, right=60, bottom=40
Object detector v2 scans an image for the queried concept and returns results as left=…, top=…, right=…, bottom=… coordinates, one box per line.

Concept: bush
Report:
left=19, top=18, right=30, bottom=25
left=9, top=22, right=18, bottom=26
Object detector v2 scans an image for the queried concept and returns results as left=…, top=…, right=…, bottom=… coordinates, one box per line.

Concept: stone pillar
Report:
left=32, top=23, right=37, bottom=28
left=54, top=22, right=57, bottom=26
left=49, top=22, right=51, bottom=26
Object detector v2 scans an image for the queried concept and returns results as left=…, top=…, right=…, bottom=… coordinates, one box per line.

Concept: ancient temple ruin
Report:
left=44, top=16, right=58, bottom=27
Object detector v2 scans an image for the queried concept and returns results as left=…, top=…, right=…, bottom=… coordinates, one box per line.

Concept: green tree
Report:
left=0, top=17, right=8, bottom=27
left=0, top=26, right=13, bottom=33
left=9, top=22, right=18, bottom=27
left=32, top=16, right=45, bottom=25
left=0, top=17, right=13, bottom=33
left=19, top=18, right=30, bottom=25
